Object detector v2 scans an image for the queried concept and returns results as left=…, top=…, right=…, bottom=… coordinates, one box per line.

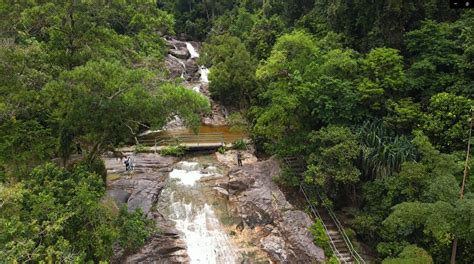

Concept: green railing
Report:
left=283, top=156, right=366, bottom=264
left=139, top=132, right=228, bottom=147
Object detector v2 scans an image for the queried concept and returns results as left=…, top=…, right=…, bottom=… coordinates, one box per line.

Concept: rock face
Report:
left=169, top=48, right=189, bottom=60
left=105, top=154, right=190, bottom=263
left=216, top=150, right=258, bottom=168
left=162, top=37, right=231, bottom=127
left=224, top=158, right=326, bottom=263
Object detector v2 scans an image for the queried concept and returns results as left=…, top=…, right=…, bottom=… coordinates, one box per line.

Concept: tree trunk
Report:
left=450, top=110, right=472, bottom=264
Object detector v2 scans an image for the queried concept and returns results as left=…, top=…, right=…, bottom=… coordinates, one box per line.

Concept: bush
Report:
left=160, top=145, right=187, bottom=157
left=115, top=207, right=156, bottom=255
left=232, top=139, right=247, bottom=150
left=309, top=219, right=333, bottom=257
left=382, top=245, right=433, bottom=264
left=228, top=112, right=249, bottom=133
left=75, top=156, right=107, bottom=185
left=218, top=146, right=226, bottom=154
left=273, top=167, right=301, bottom=187
left=134, top=143, right=146, bottom=153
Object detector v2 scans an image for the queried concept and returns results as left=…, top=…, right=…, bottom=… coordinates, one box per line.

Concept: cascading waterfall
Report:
left=200, top=66, right=210, bottom=83
left=164, top=161, right=239, bottom=264
left=186, top=42, right=200, bottom=59
left=184, top=42, right=210, bottom=92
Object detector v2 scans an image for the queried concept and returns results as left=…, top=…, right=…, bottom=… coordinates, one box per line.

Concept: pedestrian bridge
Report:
left=138, top=132, right=246, bottom=150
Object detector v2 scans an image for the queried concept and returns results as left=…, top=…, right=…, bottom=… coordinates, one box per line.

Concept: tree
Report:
left=200, top=34, right=256, bottom=108
left=0, top=163, right=155, bottom=262
left=382, top=245, right=434, bottom=264
left=305, top=125, right=361, bottom=200
left=421, top=92, right=473, bottom=152
left=42, top=60, right=209, bottom=165
left=357, top=48, right=406, bottom=116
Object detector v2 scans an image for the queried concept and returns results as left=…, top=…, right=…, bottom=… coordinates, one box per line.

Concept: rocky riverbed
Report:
left=163, top=37, right=227, bottom=128
left=104, top=151, right=325, bottom=263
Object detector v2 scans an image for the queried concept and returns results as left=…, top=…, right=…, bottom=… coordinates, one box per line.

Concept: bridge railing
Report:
left=139, top=132, right=228, bottom=147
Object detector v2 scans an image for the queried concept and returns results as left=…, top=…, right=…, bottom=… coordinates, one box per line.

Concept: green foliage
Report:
left=0, top=119, right=54, bottom=178
left=0, top=163, right=153, bottom=262
left=357, top=48, right=406, bottom=116
left=217, top=146, right=226, bottom=154
left=160, top=145, right=188, bottom=157
left=232, top=139, right=247, bottom=150
left=357, top=121, right=417, bottom=179
left=228, top=112, right=250, bottom=133
left=115, top=207, right=156, bottom=255
left=200, top=34, right=256, bottom=108
left=382, top=245, right=433, bottom=264
left=135, top=144, right=147, bottom=153
left=421, top=92, right=473, bottom=152
left=309, top=219, right=332, bottom=257
left=305, top=125, right=361, bottom=197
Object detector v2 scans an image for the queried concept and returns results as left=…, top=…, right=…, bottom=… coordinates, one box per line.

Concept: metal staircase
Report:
left=283, top=157, right=365, bottom=264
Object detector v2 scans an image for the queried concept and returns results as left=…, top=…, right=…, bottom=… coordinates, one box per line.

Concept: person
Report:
left=237, top=151, right=243, bottom=167
left=76, top=142, right=82, bottom=154
left=124, top=156, right=130, bottom=171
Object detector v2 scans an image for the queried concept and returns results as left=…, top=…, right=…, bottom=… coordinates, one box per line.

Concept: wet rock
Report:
left=170, top=48, right=189, bottom=60
left=125, top=233, right=190, bottom=264
left=202, top=100, right=228, bottom=126
left=226, top=158, right=326, bottom=263
left=164, top=55, right=185, bottom=79
left=216, top=150, right=258, bottom=168
left=127, top=178, right=165, bottom=215
left=212, top=186, right=229, bottom=196
left=280, top=210, right=326, bottom=262
left=108, top=189, right=130, bottom=205
left=184, top=59, right=199, bottom=81
left=228, top=173, right=255, bottom=194
left=104, top=153, right=190, bottom=263
left=261, top=235, right=292, bottom=263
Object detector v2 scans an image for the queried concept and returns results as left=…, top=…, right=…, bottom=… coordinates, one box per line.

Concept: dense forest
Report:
left=159, top=0, right=474, bottom=263
left=1, top=0, right=473, bottom=263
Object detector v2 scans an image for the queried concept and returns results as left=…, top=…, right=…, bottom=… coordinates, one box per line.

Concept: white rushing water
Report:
left=167, top=161, right=239, bottom=263
left=186, top=42, right=200, bottom=59
left=200, top=66, right=210, bottom=83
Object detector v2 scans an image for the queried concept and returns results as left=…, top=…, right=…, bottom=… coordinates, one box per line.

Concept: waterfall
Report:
left=186, top=42, right=200, bottom=59
left=166, top=161, right=239, bottom=263
left=169, top=54, right=187, bottom=79
left=200, top=66, right=210, bottom=83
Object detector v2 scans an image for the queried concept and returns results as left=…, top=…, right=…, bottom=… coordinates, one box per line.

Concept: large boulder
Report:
left=164, top=55, right=185, bottom=79
left=226, top=158, right=326, bottom=263
left=260, top=235, right=292, bottom=263
left=280, top=210, right=326, bottom=262
left=169, top=48, right=189, bottom=60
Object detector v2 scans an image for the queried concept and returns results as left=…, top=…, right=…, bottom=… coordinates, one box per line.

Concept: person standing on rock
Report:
left=237, top=151, right=243, bottom=167
left=124, top=156, right=130, bottom=171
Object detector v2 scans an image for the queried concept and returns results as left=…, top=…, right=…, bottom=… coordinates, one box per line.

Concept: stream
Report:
left=106, top=40, right=323, bottom=264
left=159, top=159, right=241, bottom=263
left=156, top=42, right=254, bottom=263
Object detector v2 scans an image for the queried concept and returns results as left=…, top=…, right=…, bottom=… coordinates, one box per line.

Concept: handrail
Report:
left=299, top=184, right=347, bottom=263
left=317, top=192, right=365, bottom=264
left=283, top=156, right=366, bottom=264
left=327, top=206, right=365, bottom=264
left=140, top=132, right=227, bottom=146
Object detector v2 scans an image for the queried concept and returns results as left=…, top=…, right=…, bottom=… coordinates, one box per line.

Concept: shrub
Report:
left=218, top=146, right=226, bottom=154
left=232, top=139, right=247, bottom=150
left=309, top=219, right=333, bottom=257
left=160, top=145, right=187, bottom=157
left=273, top=167, right=301, bottom=187
left=115, top=207, right=156, bottom=255
left=228, top=112, right=249, bottom=133
left=134, top=143, right=146, bottom=153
